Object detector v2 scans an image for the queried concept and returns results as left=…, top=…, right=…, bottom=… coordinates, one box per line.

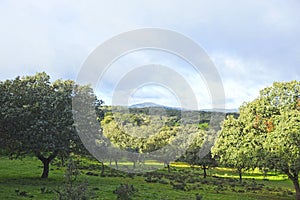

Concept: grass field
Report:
left=0, top=156, right=296, bottom=200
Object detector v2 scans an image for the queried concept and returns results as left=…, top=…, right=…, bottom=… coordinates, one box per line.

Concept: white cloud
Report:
left=211, top=53, right=277, bottom=108
left=0, top=0, right=299, bottom=109
left=95, top=49, right=214, bottom=109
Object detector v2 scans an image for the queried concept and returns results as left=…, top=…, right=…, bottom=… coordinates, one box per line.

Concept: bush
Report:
left=15, top=189, right=34, bottom=198
left=54, top=159, right=93, bottom=200
left=195, top=193, right=203, bottom=200
left=145, top=176, right=159, bottom=183
left=170, top=181, right=187, bottom=191
left=158, top=178, right=169, bottom=184
left=114, top=183, right=138, bottom=200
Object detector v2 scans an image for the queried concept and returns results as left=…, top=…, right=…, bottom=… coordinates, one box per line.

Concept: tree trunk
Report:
left=167, top=163, right=171, bottom=173
left=287, top=172, right=300, bottom=200
left=115, top=160, right=118, bottom=170
left=238, top=168, right=242, bottom=183
left=41, top=159, right=50, bottom=178
left=263, top=168, right=268, bottom=179
left=36, top=151, right=58, bottom=179
left=61, top=155, right=65, bottom=166
left=133, top=161, right=136, bottom=169
left=203, top=165, right=207, bottom=179
left=101, top=162, right=105, bottom=176
left=292, top=177, right=300, bottom=200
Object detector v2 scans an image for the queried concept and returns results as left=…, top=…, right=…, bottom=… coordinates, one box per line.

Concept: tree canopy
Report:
left=213, top=80, right=300, bottom=199
left=0, top=72, right=100, bottom=178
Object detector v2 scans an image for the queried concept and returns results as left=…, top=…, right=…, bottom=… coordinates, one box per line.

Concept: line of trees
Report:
left=100, top=111, right=210, bottom=172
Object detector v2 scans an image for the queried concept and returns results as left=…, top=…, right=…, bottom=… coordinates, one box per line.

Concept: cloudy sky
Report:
left=0, top=0, right=299, bottom=109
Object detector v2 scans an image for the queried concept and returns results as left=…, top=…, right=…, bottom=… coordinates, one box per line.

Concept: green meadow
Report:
left=0, top=156, right=295, bottom=200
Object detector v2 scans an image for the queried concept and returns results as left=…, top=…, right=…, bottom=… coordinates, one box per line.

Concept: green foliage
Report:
left=15, top=189, right=34, bottom=198
left=181, top=130, right=217, bottom=178
left=213, top=80, right=300, bottom=199
left=0, top=72, right=103, bottom=178
left=113, top=183, right=138, bottom=200
left=212, top=115, right=255, bottom=183
left=101, top=114, right=181, bottom=153
left=198, top=122, right=209, bottom=130
left=54, top=159, right=93, bottom=200
left=99, top=105, right=225, bottom=172
left=195, top=193, right=203, bottom=200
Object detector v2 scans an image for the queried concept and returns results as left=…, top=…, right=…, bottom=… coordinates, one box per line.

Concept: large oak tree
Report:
left=213, top=81, right=300, bottom=199
left=0, top=72, right=97, bottom=178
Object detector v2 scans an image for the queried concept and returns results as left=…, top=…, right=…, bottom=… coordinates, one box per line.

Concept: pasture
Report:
left=0, top=156, right=295, bottom=200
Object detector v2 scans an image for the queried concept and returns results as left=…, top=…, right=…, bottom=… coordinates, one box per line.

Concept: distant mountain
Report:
left=129, top=102, right=161, bottom=108
left=200, top=108, right=239, bottom=113
left=129, top=102, right=238, bottom=113
left=129, top=102, right=181, bottom=110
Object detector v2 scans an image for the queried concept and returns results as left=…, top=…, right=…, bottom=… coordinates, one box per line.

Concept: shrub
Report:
left=195, top=193, right=203, bottom=200
left=145, top=176, right=159, bottom=183
left=114, top=183, right=138, bottom=200
left=40, top=186, right=52, bottom=194
left=15, top=189, right=34, bottom=198
left=158, top=178, right=169, bottom=184
left=54, top=159, right=93, bottom=200
left=170, top=181, right=187, bottom=191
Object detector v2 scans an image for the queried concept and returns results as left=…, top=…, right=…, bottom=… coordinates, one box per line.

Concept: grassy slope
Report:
left=0, top=156, right=296, bottom=200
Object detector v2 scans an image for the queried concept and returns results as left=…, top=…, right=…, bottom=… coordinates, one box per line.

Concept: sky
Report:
left=0, top=0, right=299, bottom=109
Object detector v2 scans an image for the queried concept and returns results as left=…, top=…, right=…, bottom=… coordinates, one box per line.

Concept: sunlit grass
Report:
left=0, top=156, right=296, bottom=200
left=170, top=161, right=191, bottom=168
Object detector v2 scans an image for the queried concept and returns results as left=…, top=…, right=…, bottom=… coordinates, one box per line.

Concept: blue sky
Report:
left=0, top=0, right=299, bottom=109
